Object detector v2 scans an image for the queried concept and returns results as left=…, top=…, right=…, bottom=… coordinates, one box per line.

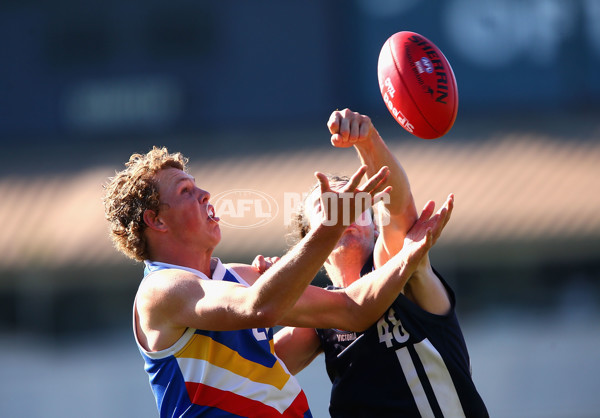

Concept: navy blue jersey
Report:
left=316, top=269, right=488, bottom=417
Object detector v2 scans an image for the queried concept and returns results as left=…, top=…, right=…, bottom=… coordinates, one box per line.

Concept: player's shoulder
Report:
left=144, top=267, right=198, bottom=283
left=138, top=268, right=203, bottom=302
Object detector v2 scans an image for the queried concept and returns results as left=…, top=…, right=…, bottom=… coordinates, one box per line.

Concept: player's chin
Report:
left=339, top=229, right=372, bottom=246
left=345, top=223, right=369, bottom=234
left=207, top=219, right=221, bottom=235
left=212, top=229, right=222, bottom=246
left=341, top=225, right=360, bottom=236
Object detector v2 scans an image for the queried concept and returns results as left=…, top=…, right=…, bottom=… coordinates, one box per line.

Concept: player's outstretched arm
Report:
left=278, top=195, right=452, bottom=331
left=327, top=108, right=418, bottom=268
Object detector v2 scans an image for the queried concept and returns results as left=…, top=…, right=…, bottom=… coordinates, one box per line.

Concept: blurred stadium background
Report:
left=1, top=1, right=600, bottom=417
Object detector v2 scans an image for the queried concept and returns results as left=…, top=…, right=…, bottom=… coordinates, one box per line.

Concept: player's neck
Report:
left=150, top=242, right=214, bottom=278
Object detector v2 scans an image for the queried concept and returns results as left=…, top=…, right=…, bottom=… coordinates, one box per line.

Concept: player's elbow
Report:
left=253, top=308, right=281, bottom=329
left=347, top=316, right=374, bottom=332
left=243, top=298, right=285, bottom=329
left=334, top=291, right=382, bottom=332
left=333, top=317, right=371, bottom=333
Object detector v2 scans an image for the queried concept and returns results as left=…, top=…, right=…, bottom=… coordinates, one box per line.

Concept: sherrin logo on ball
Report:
left=377, top=31, right=458, bottom=139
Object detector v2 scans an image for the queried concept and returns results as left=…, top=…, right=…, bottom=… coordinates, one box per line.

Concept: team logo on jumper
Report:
left=335, top=331, right=358, bottom=342
left=213, top=189, right=279, bottom=229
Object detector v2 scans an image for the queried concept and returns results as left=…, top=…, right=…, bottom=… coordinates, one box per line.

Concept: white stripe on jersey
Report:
left=177, top=357, right=302, bottom=414
left=396, top=338, right=466, bottom=418
left=396, top=346, right=436, bottom=418
left=414, top=338, right=466, bottom=417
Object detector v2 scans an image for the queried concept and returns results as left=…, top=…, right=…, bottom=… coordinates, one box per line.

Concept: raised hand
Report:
left=410, top=194, right=453, bottom=243
left=314, top=165, right=391, bottom=228
left=399, top=194, right=454, bottom=264
left=328, top=108, right=378, bottom=148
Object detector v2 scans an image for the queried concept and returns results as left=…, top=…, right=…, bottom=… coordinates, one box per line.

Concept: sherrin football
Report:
left=377, top=31, right=458, bottom=139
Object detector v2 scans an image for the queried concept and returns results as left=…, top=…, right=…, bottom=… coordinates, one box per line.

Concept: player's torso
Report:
left=138, top=260, right=311, bottom=417
left=317, top=293, right=487, bottom=418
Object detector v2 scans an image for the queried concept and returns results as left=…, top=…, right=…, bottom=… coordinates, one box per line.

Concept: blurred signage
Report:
left=0, top=0, right=599, bottom=140
left=63, top=77, right=182, bottom=131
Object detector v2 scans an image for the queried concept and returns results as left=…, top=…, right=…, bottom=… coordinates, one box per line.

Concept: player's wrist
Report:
left=353, top=130, right=378, bottom=148
left=411, top=256, right=433, bottom=281
left=353, top=133, right=385, bottom=159
left=309, top=220, right=347, bottom=239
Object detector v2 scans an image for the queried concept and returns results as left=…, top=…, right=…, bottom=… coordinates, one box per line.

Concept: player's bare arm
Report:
left=274, top=326, right=322, bottom=375
left=327, top=108, right=418, bottom=268
left=328, top=109, right=455, bottom=315
left=404, top=193, right=455, bottom=315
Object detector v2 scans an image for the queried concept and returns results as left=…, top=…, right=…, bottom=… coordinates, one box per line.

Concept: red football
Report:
left=377, top=31, right=458, bottom=139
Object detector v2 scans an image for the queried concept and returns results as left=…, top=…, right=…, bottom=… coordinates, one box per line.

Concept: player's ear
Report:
left=143, top=209, right=167, bottom=232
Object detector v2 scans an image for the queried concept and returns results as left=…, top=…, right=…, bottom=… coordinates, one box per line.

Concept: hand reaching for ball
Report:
left=327, top=108, right=378, bottom=148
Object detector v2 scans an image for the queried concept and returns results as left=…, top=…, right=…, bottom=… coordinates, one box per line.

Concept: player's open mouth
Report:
left=207, top=206, right=220, bottom=222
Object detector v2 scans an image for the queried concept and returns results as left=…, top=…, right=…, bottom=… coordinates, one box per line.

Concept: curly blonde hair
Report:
left=103, top=146, right=187, bottom=261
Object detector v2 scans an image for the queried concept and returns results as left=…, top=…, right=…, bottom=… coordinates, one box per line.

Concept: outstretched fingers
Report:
left=424, top=194, right=455, bottom=245
left=315, top=171, right=332, bottom=194
left=399, top=195, right=455, bottom=268
left=419, top=200, right=436, bottom=222
left=373, top=186, right=393, bottom=205
left=442, top=194, right=454, bottom=229
left=430, top=208, right=448, bottom=242
left=429, top=194, right=454, bottom=241
left=344, top=165, right=369, bottom=191
left=356, top=165, right=390, bottom=196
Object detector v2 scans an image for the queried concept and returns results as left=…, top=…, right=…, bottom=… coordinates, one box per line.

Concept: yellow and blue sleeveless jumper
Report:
left=134, top=259, right=312, bottom=417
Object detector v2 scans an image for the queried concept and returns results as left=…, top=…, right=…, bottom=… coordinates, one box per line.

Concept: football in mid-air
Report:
left=377, top=31, right=458, bottom=139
